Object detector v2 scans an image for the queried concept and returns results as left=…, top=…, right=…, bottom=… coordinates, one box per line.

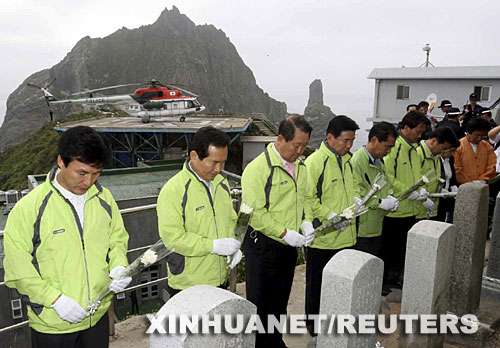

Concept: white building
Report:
left=367, top=66, right=500, bottom=124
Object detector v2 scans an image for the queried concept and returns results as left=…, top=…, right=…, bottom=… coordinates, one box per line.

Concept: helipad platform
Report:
left=54, top=115, right=252, bottom=133
left=53, top=115, right=254, bottom=168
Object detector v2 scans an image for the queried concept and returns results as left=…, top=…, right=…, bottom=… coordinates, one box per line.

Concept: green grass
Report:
left=0, top=112, right=105, bottom=190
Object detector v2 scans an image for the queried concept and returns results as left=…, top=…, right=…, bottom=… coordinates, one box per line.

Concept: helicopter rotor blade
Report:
left=27, top=83, right=43, bottom=89
left=45, top=78, right=56, bottom=89
left=70, top=83, right=142, bottom=96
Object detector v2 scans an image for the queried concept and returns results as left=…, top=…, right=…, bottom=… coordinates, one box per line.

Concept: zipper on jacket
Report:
left=53, top=190, right=93, bottom=327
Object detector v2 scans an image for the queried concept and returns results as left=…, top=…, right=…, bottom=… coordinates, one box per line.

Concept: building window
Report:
left=140, top=265, right=159, bottom=300
left=474, top=86, right=491, bottom=102
left=396, top=85, right=410, bottom=100
left=11, top=299, right=22, bottom=319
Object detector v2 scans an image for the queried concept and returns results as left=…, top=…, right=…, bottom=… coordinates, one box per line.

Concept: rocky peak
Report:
left=304, top=79, right=335, bottom=119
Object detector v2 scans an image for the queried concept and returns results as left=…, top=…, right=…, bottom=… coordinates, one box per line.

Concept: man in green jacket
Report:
left=301, top=115, right=359, bottom=335
left=158, top=126, right=240, bottom=297
left=242, top=115, right=313, bottom=348
left=415, top=126, right=458, bottom=219
left=4, top=126, right=130, bottom=348
left=351, top=122, right=399, bottom=256
left=380, top=111, right=428, bottom=292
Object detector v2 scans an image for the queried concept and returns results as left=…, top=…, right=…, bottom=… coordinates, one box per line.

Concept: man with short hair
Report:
left=157, top=126, right=240, bottom=298
left=380, top=111, right=428, bottom=292
left=437, top=107, right=465, bottom=139
left=455, top=118, right=496, bottom=184
left=406, top=104, right=418, bottom=112
left=301, top=115, right=359, bottom=335
left=351, top=122, right=399, bottom=257
left=242, top=115, right=314, bottom=347
left=415, top=127, right=459, bottom=218
left=4, top=126, right=130, bottom=348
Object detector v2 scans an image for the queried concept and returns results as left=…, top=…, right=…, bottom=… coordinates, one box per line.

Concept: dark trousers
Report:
left=354, top=236, right=382, bottom=257
left=31, top=313, right=109, bottom=348
left=436, top=198, right=455, bottom=223
left=305, top=246, right=347, bottom=335
left=243, top=230, right=297, bottom=348
left=380, top=216, right=418, bottom=287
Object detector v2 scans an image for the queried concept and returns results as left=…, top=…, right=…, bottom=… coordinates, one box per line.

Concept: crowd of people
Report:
left=3, top=92, right=499, bottom=348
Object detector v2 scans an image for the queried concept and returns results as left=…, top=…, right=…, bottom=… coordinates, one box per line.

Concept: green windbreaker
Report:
left=4, top=167, right=129, bottom=334
left=157, top=162, right=237, bottom=290
left=415, top=140, right=441, bottom=218
left=351, top=147, right=393, bottom=238
left=241, top=143, right=314, bottom=244
left=305, top=142, right=357, bottom=250
left=384, top=135, right=421, bottom=218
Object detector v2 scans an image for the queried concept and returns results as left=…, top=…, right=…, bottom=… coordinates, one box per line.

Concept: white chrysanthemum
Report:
left=239, top=202, right=253, bottom=214
left=141, top=250, right=158, bottom=265
left=422, top=175, right=430, bottom=184
left=374, top=184, right=381, bottom=190
left=340, top=208, right=355, bottom=219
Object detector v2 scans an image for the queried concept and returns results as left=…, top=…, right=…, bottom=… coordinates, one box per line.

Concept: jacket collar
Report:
left=264, top=143, right=304, bottom=169
left=418, top=140, right=434, bottom=160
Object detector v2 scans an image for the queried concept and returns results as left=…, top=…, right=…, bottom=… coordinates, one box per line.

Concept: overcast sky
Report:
left=1, top=0, right=500, bottom=129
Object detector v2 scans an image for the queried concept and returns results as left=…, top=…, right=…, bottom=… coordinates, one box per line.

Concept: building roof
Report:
left=367, top=66, right=500, bottom=80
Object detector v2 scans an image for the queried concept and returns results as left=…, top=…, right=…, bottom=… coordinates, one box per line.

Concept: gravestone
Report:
left=399, top=220, right=457, bottom=348
left=448, top=183, right=489, bottom=315
left=149, top=285, right=256, bottom=348
left=317, top=249, right=383, bottom=348
left=483, top=191, right=500, bottom=300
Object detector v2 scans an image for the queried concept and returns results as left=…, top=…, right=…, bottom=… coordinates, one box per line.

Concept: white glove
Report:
left=109, top=266, right=132, bottom=293
left=422, top=199, right=435, bottom=215
left=379, top=195, right=399, bottom=211
left=328, top=211, right=337, bottom=220
left=282, top=229, right=306, bottom=247
left=450, top=185, right=458, bottom=193
left=300, top=221, right=315, bottom=246
left=227, top=249, right=242, bottom=270
left=418, top=188, right=429, bottom=201
left=408, top=191, right=421, bottom=201
left=441, top=188, right=449, bottom=194
left=473, top=180, right=487, bottom=184
left=51, top=294, right=89, bottom=323
left=212, top=238, right=241, bottom=256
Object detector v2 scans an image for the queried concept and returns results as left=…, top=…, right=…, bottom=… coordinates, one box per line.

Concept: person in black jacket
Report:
left=436, top=146, right=459, bottom=223
left=437, top=107, right=465, bottom=140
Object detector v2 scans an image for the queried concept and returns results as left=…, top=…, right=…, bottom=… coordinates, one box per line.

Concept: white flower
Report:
left=373, top=184, right=381, bottom=190
left=141, top=250, right=158, bottom=266
left=340, top=208, right=355, bottom=219
left=422, top=175, right=430, bottom=184
left=239, top=202, right=253, bottom=214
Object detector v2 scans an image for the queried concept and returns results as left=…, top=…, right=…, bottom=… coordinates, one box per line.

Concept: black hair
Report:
left=278, top=114, right=313, bottom=141
left=418, top=101, right=429, bottom=108
left=326, top=115, right=359, bottom=138
left=400, top=111, right=427, bottom=129
left=188, top=126, right=230, bottom=160
left=368, top=122, right=398, bottom=142
left=406, top=104, right=418, bottom=112
left=429, top=127, right=459, bottom=148
left=58, top=126, right=109, bottom=167
left=467, top=117, right=491, bottom=134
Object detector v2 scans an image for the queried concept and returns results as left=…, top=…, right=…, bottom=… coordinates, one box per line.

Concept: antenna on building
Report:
left=419, top=44, right=435, bottom=67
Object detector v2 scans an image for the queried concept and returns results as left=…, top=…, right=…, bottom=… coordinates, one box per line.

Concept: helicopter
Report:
left=28, top=79, right=205, bottom=123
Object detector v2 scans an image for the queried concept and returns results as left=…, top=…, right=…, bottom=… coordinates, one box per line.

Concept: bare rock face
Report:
left=303, top=79, right=336, bottom=147
left=0, top=6, right=287, bottom=149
